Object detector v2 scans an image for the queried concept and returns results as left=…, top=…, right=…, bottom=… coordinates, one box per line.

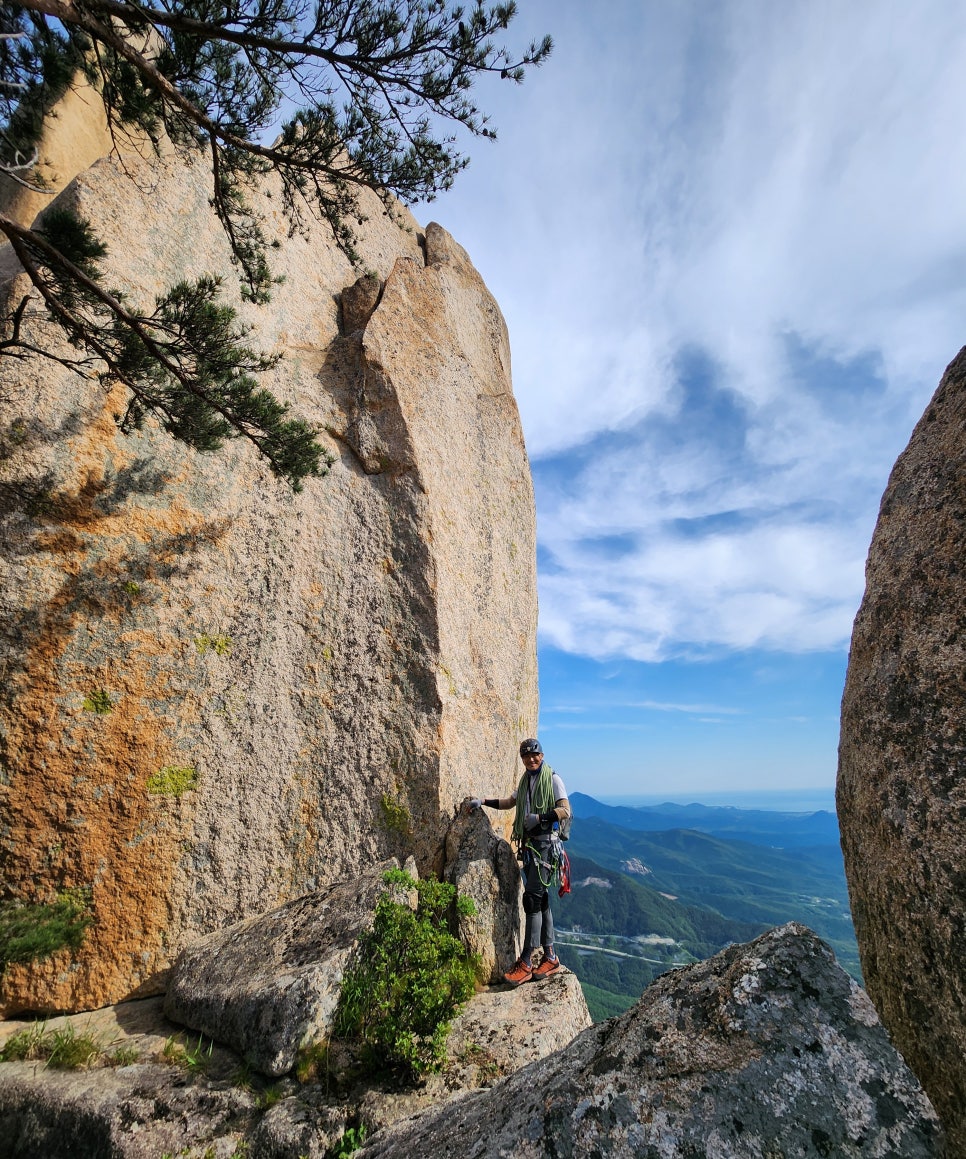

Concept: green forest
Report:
left=552, top=803, right=858, bottom=1022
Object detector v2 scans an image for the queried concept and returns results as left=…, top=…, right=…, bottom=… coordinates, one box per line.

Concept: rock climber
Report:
left=468, top=738, right=571, bottom=986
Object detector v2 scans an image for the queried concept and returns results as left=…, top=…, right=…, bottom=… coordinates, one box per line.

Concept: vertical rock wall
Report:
left=838, top=346, right=966, bottom=1152
left=0, top=122, right=537, bottom=1014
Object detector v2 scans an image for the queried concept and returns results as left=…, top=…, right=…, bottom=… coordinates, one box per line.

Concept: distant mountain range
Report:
left=570, top=792, right=841, bottom=847
left=553, top=794, right=858, bottom=1021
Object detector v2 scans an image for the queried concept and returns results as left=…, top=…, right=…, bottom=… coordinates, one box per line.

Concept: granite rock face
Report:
left=0, top=100, right=537, bottom=1014
left=163, top=860, right=409, bottom=1077
left=444, top=805, right=522, bottom=983
left=359, top=924, right=943, bottom=1158
left=838, top=345, right=966, bottom=1154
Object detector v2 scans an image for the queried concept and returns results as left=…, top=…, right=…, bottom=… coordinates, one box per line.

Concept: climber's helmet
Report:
left=519, top=738, right=543, bottom=761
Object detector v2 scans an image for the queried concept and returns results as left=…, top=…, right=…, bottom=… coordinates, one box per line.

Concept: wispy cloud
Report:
left=626, top=701, right=743, bottom=716
left=431, top=0, right=966, bottom=662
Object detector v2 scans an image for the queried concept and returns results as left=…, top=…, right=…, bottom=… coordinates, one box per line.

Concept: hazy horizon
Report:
left=594, top=787, right=838, bottom=814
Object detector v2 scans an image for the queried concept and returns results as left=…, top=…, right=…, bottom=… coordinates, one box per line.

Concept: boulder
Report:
left=444, top=805, right=522, bottom=982
left=442, top=967, right=590, bottom=1090
left=0, top=1062, right=256, bottom=1159
left=0, top=84, right=537, bottom=1015
left=357, top=924, right=943, bottom=1158
left=838, top=345, right=966, bottom=1153
left=163, top=861, right=407, bottom=1077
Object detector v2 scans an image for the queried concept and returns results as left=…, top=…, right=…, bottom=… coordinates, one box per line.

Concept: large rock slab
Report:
left=0, top=88, right=537, bottom=1015
left=358, top=924, right=943, bottom=1158
left=838, top=345, right=966, bottom=1154
left=164, top=862, right=403, bottom=1077
left=444, top=805, right=522, bottom=983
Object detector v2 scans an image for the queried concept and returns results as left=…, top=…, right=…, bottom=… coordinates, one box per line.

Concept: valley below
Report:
left=555, top=793, right=858, bottom=1020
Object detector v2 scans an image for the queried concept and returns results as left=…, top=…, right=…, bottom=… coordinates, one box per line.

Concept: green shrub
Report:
left=333, top=870, right=478, bottom=1083
left=327, top=1125, right=367, bottom=1158
left=147, top=766, right=198, bottom=796
left=0, top=889, right=93, bottom=971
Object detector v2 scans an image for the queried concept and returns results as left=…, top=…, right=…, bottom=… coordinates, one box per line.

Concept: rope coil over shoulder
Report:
left=512, top=763, right=555, bottom=841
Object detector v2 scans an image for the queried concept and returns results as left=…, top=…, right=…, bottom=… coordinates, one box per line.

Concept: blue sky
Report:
left=416, top=0, right=966, bottom=802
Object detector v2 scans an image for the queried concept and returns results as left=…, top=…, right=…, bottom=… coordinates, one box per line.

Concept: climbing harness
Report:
left=522, top=832, right=570, bottom=896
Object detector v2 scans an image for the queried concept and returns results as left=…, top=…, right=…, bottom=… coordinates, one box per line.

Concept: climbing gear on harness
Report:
left=557, top=847, right=571, bottom=897
left=522, top=832, right=568, bottom=892
left=504, top=957, right=533, bottom=986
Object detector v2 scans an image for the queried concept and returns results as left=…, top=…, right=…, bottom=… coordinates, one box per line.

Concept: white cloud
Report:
left=428, top=0, right=966, bottom=660
left=538, top=519, right=866, bottom=660
left=626, top=701, right=744, bottom=716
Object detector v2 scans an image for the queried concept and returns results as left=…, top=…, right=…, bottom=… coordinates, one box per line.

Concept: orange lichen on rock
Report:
left=0, top=389, right=219, bottom=1015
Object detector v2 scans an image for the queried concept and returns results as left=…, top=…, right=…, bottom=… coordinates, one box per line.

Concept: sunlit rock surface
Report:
left=0, top=102, right=537, bottom=1014
left=838, top=343, right=966, bottom=1154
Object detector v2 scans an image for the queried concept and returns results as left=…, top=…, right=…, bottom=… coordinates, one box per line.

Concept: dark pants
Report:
left=522, top=840, right=555, bottom=960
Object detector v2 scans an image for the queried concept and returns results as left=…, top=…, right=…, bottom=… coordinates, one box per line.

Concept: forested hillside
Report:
left=554, top=799, right=858, bottom=1021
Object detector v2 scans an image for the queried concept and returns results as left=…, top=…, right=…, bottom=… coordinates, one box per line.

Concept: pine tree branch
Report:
left=0, top=212, right=324, bottom=487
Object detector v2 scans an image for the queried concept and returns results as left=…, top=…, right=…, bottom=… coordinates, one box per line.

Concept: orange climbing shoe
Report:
left=533, top=954, right=561, bottom=979
left=504, top=958, right=533, bottom=986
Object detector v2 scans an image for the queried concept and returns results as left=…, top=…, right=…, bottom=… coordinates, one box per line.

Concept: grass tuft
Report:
left=0, top=1020, right=105, bottom=1069
left=160, top=1032, right=213, bottom=1073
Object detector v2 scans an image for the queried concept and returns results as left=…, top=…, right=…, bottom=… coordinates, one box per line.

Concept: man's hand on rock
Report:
left=467, top=797, right=483, bottom=812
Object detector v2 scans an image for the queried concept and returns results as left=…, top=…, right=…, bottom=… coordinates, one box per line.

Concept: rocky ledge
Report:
left=1, top=923, right=941, bottom=1158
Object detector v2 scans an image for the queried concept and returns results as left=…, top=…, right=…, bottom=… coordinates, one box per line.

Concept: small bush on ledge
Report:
left=333, top=869, right=479, bottom=1083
